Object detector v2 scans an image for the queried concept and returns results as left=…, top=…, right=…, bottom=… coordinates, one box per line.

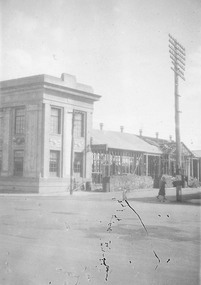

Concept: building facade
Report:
left=192, top=150, right=201, bottom=182
left=0, top=73, right=100, bottom=193
left=139, top=135, right=198, bottom=180
left=91, top=128, right=162, bottom=185
left=90, top=128, right=201, bottom=188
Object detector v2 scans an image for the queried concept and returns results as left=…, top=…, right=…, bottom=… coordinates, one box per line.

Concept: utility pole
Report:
left=169, top=34, right=186, bottom=201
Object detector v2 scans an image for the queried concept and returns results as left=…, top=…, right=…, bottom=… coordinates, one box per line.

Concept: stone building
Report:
left=0, top=73, right=100, bottom=193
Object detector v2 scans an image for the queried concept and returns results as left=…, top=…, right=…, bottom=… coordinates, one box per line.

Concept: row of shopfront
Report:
left=91, top=149, right=160, bottom=184
left=91, top=129, right=201, bottom=188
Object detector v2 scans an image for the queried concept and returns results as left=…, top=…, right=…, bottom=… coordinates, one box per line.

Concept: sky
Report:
left=0, top=0, right=201, bottom=149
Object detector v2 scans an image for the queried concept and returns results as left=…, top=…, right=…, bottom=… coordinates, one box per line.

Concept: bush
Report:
left=188, top=177, right=200, bottom=188
left=110, top=174, right=153, bottom=192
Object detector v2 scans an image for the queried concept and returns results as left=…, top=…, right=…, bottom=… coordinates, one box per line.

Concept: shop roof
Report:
left=192, top=150, right=201, bottom=158
left=91, top=129, right=162, bottom=154
left=139, top=135, right=194, bottom=156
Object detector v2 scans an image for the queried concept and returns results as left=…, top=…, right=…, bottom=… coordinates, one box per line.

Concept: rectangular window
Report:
left=15, top=108, right=25, bottom=134
left=0, top=151, right=2, bottom=174
left=0, top=109, right=3, bottom=134
left=50, top=107, right=61, bottom=134
left=74, top=152, right=83, bottom=175
left=49, top=151, right=60, bottom=177
left=0, top=117, right=2, bottom=134
left=130, top=157, right=135, bottom=174
left=14, top=150, right=24, bottom=176
left=74, top=112, right=84, bottom=138
left=122, top=156, right=130, bottom=174
left=113, top=155, right=121, bottom=175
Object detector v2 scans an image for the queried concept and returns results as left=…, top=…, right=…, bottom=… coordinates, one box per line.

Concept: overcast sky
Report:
left=0, top=0, right=200, bottom=149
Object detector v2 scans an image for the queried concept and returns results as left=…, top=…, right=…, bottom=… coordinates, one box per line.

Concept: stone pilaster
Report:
left=62, top=108, right=73, bottom=178
left=1, top=108, right=11, bottom=176
left=42, top=103, right=50, bottom=178
left=24, top=104, right=40, bottom=177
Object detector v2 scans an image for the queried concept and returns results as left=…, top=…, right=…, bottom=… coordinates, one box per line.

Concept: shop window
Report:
left=15, top=108, right=25, bottom=134
left=122, top=156, right=130, bottom=174
left=0, top=117, right=2, bottom=133
left=74, top=112, right=84, bottom=138
left=50, top=107, right=61, bottom=134
left=74, top=152, right=83, bottom=176
left=14, top=150, right=24, bottom=176
left=92, top=153, right=101, bottom=173
left=0, top=151, right=2, bottom=174
left=114, top=155, right=121, bottom=175
left=130, top=157, right=135, bottom=174
left=0, top=109, right=3, bottom=134
left=49, top=151, right=60, bottom=177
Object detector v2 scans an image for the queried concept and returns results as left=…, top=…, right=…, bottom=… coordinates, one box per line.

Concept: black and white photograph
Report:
left=0, top=0, right=200, bottom=284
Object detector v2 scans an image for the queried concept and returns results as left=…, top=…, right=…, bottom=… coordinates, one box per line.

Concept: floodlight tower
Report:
left=169, top=34, right=186, bottom=201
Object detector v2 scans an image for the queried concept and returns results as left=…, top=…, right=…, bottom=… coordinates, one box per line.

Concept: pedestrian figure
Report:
left=157, top=176, right=167, bottom=202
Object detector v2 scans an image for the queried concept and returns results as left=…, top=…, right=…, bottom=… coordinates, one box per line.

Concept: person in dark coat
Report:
left=157, top=176, right=167, bottom=202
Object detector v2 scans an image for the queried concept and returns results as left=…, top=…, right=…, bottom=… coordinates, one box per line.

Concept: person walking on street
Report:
left=157, top=175, right=167, bottom=202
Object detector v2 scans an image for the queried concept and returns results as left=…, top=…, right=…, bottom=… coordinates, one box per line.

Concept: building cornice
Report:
left=0, top=74, right=101, bottom=102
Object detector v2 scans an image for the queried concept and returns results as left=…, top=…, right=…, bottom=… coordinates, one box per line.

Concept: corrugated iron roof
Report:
left=139, top=136, right=194, bottom=156
left=92, top=129, right=162, bottom=154
left=138, top=135, right=170, bottom=145
left=192, top=150, right=201, bottom=158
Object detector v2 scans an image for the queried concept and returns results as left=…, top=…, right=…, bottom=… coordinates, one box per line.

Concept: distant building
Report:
left=139, top=133, right=197, bottom=180
left=192, top=150, right=201, bottom=182
left=0, top=74, right=100, bottom=193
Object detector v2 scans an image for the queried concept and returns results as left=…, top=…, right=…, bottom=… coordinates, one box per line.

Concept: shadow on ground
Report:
left=82, top=223, right=200, bottom=244
left=128, top=191, right=201, bottom=206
